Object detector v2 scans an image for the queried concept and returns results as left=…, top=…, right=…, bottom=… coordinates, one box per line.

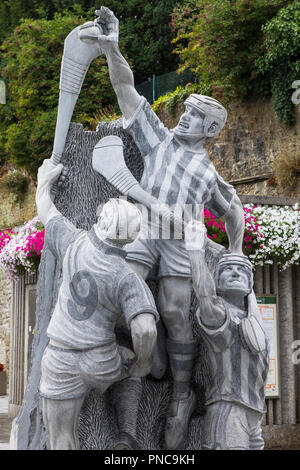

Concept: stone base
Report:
left=0, top=371, right=6, bottom=395
left=263, top=424, right=300, bottom=450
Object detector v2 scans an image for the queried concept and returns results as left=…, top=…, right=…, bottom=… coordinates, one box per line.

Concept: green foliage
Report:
left=152, top=83, right=200, bottom=115
left=151, top=91, right=175, bottom=114
left=152, top=85, right=188, bottom=117
left=152, top=87, right=186, bottom=115
left=101, top=0, right=179, bottom=83
left=0, top=1, right=179, bottom=83
left=170, top=0, right=290, bottom=104
left=82, top=105, right=121, bottom=131
left=165, top=86, right=188, bottom=116
left=0, top=1, right=93, bottom=43
left=0, top=1, right=179, bottom=177
left=0, top=13, right=116, bottom=177
left=254, top=1, right=300, bottom=125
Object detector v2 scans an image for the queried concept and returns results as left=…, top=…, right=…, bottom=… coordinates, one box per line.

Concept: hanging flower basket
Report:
left=0, top=217, right=44, bottom=281
left=0, top=205, right=299, bottom=281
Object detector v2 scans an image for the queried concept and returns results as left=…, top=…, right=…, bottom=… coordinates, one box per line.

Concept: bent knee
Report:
left=160, top=309, right=194, bottom=342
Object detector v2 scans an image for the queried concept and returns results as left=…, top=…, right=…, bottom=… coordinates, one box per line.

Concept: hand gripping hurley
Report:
left=92, top=136, right=183, bottom=233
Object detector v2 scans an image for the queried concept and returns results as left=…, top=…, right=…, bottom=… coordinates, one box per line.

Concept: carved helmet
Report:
left=215, top=253, right=253, bottom=295
left=97, top=198, right=142, bottom=243
left=184, top=94, right=227, bottom=137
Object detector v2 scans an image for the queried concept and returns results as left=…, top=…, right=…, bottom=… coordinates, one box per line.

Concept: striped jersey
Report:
left=197, top=301, right=270, bottom=413
left=123, top=97, right=236, bottom=219
left=46, top=216, right=159, bottom=350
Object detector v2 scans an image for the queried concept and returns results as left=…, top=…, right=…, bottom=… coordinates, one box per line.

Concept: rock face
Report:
left=10, top=120, right=224, bottom=450
left=159, top=99, right=300, bottom=197
left=0, top=175, right=37, bottom=229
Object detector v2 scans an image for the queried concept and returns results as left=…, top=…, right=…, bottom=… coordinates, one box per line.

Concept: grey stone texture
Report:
left=8, top=198, right=300, bottom=449
left=263, top=425, right=300, bottom=450
left=7, top=120, right=300, bottom=450
left=11, top=120, right=220, bottom=450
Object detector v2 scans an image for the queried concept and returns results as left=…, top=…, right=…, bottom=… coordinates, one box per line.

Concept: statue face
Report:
left=173, top=104, right=206, bottom=139
left=218, top=264, right=250, bottom=295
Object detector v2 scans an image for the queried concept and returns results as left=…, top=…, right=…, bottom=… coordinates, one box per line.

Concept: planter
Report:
left=0, top=370, right=7, bottom=395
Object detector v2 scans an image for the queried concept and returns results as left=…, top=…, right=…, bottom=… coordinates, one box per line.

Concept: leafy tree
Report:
left=105, top=0, right=179, bottom=82
left=254, top=1, right=300, bottom=125
left=0, top=1, right=179, bottom=82
left=0, top=13, right=116, bottom=177
left=0, top=1, right=37, bottom=43
left=170, top=0, right=290, bottom=103
left=0, top=1, right=92, bottom=43
left=0, top=2, right=179, bottom=176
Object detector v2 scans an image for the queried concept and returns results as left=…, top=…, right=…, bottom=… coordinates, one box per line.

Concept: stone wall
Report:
left=0, top=270, right=12, bottom=384
left=0, top=178, right=37, bottom=230
left=158, top=98, right=300, bottom=198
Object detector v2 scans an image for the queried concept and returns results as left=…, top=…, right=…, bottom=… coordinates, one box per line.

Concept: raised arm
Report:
left=36, top=159, right=64, bottom=226
left=185, top=220, right=226, bottom=329
left=95, top=7, right=142, bottom=121
left=224, top=193, right=245, bottom=255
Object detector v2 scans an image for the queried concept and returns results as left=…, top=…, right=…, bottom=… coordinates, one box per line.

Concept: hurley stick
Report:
left=51, top=19, right=104, bottom=167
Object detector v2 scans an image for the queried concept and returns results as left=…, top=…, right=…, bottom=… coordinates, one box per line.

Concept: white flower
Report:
left=244, top=204, right=299, bottom=270
left=0, top=217, right=43, bottom=281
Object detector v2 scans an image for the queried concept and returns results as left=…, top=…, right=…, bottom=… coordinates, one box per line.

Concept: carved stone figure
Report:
left=82, top=6, right=245, bottom=449
left=36, top=159, right=158, bottom=450
left=10, top=7, right=255, bottom=451
left=185, top=220, right=270, bottom=450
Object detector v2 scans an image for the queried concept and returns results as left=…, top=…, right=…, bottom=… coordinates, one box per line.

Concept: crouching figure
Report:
left=185, top=219, right=270, bottom=450
left=36, top=159, right=158, bottom=450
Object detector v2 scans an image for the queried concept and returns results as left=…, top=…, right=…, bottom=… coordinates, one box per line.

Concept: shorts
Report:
left=125, top=226, right=191, bottom=278
left=201, top=401, right=264, bottom=450
left=39, top=342, right=135, bottom=400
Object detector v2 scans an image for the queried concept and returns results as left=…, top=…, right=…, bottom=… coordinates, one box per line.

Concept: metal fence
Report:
left=136, top=69, right=196, bottom=104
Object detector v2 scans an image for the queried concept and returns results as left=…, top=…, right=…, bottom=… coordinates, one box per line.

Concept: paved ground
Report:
left=0, top=396, right=12, bottom=451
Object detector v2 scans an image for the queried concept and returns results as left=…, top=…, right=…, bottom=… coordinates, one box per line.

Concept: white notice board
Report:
left=256, top=296, right=280, bottom=398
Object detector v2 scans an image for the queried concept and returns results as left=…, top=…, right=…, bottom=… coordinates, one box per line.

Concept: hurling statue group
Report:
left=35, top=6, right=269, bottom=451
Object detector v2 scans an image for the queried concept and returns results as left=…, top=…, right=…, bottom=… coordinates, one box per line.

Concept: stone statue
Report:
left=35, top=159, right=158, bottom=449
left=10, top=7, right=261, bottom=451
left=81, top=6, right=245, bottom=449
left=185, top=219, right=270, bottom=450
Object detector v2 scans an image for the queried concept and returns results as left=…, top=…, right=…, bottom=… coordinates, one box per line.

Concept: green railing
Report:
left=136, top=69, right=196, bottom=104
